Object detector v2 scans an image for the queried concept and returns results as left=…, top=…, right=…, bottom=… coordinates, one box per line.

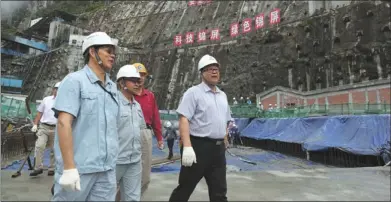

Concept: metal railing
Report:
left=230, top=103, right=391, bottom=118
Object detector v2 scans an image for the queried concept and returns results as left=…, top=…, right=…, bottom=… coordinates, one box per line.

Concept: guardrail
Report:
left=230, top=103, right=391, bottom=118
left=1, top=129, right=35, bottom=164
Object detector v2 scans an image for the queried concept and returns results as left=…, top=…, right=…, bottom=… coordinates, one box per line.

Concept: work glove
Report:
left=59, top=168, right=81, bottom=192
left=182, top=146, right=197, bottom=167
left=31, top=125, right=38, bottom=133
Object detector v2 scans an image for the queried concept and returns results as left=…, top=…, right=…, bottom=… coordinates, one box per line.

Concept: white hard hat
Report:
left=197, top=54, right=219, bottom=71
left=82, top=32, right=117, bottom=55
left=54, top=82, right=61, bottom=88
left=116, top=65, right=140, bottom=81
left=233, top=97, right=236, bottom=100
left=165, top=121, right=172, bottom=128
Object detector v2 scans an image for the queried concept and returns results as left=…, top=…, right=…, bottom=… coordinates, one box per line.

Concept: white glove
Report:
left=182, top=147, right=197, bottom=167
left=31, top=125, right=38, bottom=132
left=59, top=169, right=81, bottom=191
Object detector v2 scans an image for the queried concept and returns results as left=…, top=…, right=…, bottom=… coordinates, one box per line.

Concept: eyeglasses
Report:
left=99, top=46, right=116, bottom=55
left=124, top=78, right=141, bottom=83
left=203, top=67, right=220, bottom=73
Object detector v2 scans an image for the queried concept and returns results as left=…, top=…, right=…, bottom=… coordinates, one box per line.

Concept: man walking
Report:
left=169, top=54, right=231, bottom=202
left=132, top=62, right=164, bottom=196
left=163, top=121, right=178, bottom=160
left=30, top=82, right=61, bottom=177
left=115, top=64, right=146, bottom=201
left=52, top=32, right=119, bottom=201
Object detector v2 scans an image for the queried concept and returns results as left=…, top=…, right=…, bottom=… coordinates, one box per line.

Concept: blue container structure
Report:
left=1, top=76, right=23, bottom=94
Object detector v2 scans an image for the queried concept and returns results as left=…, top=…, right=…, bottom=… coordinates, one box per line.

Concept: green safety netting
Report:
left=2, top=94, right=389, bottom=120
left=230, top=103, right=391, bottom=118
left=1, top=95, right=39, bottom=119
left=160, top=113, right=178, bottom=121
left=2, top=95, right=179, bottom=121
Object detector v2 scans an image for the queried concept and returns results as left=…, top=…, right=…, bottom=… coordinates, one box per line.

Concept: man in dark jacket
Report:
left=163, top=121, right=178, bottom=160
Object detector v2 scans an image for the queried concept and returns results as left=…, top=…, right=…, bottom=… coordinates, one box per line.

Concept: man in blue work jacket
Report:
left=51, top=32, right=119, bottom=201
left=115, top=64, right=146, bottom=201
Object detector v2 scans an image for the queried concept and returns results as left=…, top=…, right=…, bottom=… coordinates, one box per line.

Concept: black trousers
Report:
left=169, top=135, right=227, bottom=202
left=167, top=138, right=175, bottom=157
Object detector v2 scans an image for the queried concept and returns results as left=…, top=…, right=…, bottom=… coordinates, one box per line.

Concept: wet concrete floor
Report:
left=1, top=166, right=390, bottom=201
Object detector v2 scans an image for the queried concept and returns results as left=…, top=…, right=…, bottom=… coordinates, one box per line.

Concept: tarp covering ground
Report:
left=2, top=139, right=326, bottom=173
left=234, top=118, right=251, bottom=132
left=240, top=115, right=391, bottom=155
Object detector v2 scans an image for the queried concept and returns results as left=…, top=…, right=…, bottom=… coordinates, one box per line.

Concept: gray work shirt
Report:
left=53, top=65, right=119, bottom=174
left=117, top=93, right=146, bottom=165
left=176, top=82, right=232, bottom=139
left=164, top=127, right=178, bottom=140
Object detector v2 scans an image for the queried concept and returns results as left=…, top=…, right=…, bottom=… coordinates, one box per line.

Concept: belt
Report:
left=190, top=135, right=224, bottom=145
left=42, top=123, right=56, bottom=127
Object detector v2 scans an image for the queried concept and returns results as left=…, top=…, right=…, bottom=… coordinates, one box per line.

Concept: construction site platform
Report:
left=1, top=166, right=390, bottom=201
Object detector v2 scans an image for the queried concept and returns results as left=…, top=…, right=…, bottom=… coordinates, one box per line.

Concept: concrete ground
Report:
left=1, top=167, right=390, bottom=201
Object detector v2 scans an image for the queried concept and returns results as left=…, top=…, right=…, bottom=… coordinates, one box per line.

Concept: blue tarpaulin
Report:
left=233, top=118, right=251, bottom=132
left=241, top=115, right=391, bottom=156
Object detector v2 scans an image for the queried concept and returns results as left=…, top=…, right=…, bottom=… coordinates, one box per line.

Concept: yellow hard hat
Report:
left=132, top=63, right=148, bottom=75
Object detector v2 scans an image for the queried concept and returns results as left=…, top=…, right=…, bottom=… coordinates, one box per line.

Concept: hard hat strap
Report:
left=94, top=49, right=110, bottom=73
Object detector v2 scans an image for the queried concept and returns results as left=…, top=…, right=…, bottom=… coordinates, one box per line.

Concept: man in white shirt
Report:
left=30, top=82, right=61, bottom=177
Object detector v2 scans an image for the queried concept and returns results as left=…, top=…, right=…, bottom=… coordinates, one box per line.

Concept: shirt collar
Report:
left=119, top=92, right=136, bottom=106
left=83, top=65, right=114, bottom=86
left=138, top=88, right=148, bottom=96
left=200, top=81, right=221, bottom=93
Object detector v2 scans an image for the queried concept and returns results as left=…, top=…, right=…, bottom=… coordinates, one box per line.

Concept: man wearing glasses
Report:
left=169, top=54, right=231, bottom=202
left=52, top=32, right=119, bottom=201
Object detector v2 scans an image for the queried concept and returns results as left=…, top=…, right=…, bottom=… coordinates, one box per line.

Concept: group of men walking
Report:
left=30, top=31, right=233, bottom=202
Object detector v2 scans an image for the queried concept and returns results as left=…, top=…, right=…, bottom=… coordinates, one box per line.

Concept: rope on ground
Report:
left=226, top=149, right=257, bottom=165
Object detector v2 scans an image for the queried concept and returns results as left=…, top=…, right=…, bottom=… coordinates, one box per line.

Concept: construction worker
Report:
left=30, top=81, right=61, bottom=177
left=233, top=97, right=238, bottom=105
left=169, top=54, right=231, bottom=202
left=115, top=65, right=146, bottom=201
left=229, top=122, right=240, bottom=147
left=163, top=120, right=178, bottom=160
left=51, top=32, right=119, bottom=201
left=246, top=97, right=252, bottom=105
left=132, top=62, right=164, bottom=196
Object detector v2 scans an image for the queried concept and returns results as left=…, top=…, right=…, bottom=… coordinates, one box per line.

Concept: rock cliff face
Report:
left=80, top=1, right=390, bottom=109
left=6, top=1, right=391, bottom=109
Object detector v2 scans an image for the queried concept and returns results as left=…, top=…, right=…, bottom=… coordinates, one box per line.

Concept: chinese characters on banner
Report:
left=174, top=8, right=281, bottom=47
left=188, top=0, right=212, bottom=7
left=185, top=32, right=194, bottom=44
left=230, top=23, right=239, bottom=37
left=242, top=18, right=252, bottom=34
left=269, top=8, right=281, bottom=25
left=255, top=13, right=265, bottom=30
left=198, top=30, right=207, bottom=43
left=210, top=29, right=220, bottom=40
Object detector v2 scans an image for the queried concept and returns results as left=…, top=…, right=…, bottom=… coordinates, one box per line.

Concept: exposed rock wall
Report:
left=77, top=1, right=390, bottom=109
left=4, top=1, right=390, bottom=109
